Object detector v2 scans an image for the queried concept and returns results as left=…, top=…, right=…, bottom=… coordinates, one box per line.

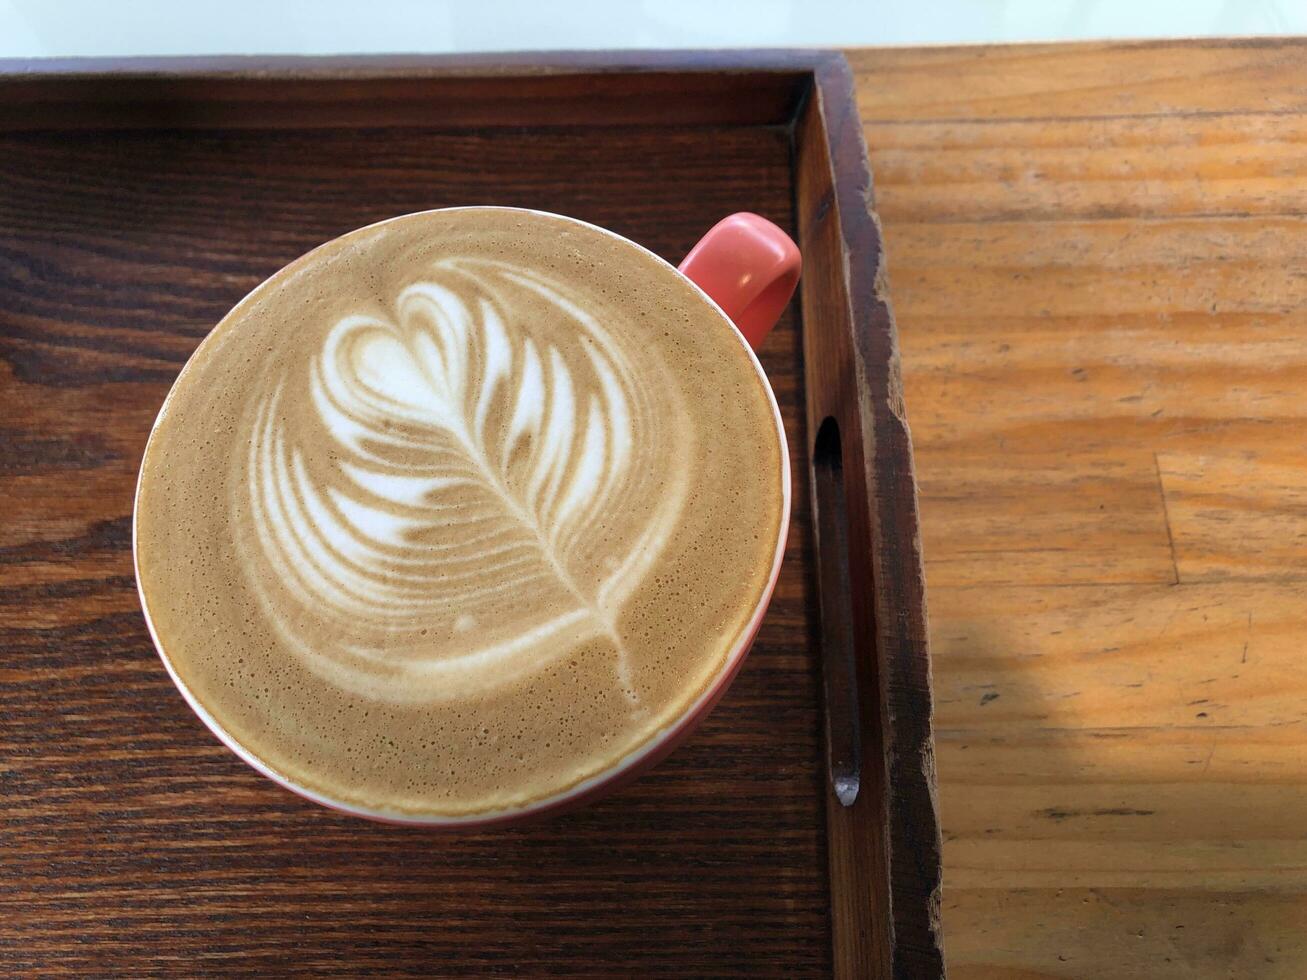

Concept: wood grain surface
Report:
left=10, top=34, right=1302, bottom=977
left=0, top=118, right=835, bottom=974
left=851, top=37, right=1307, bottom=978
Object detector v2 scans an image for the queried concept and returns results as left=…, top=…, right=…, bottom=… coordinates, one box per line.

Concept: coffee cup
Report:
left=134, top=207, right=799, bottom=825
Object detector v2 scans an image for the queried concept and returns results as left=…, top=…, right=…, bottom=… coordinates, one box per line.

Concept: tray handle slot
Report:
left=812, top=414, right=862, bottom=807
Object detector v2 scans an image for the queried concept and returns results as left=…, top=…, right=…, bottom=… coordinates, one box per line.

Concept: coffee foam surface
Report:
left=135, top=208, right=785, bottom=817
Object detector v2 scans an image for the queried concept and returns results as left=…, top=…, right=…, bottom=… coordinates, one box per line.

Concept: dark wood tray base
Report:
left=0, top=52, right=941, bottom=977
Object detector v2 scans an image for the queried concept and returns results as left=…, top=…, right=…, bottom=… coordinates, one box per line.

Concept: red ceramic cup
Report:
left=135, top=208, right=800, bottom=826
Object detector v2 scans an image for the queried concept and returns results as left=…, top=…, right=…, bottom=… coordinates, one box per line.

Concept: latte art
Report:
left=243, top=259, right=688, bottom=700
left=135, top=209, right=785, bottom=817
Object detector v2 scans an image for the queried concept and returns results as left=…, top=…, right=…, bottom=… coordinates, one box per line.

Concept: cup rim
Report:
left=133, top=205, right=793, bottom=827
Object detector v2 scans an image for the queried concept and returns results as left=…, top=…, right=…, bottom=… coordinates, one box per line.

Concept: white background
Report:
left=1, top=0, right=1304, bottom=59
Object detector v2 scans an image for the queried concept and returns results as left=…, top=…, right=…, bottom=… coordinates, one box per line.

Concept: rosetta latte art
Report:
left=240, top=257, right=690, bottom=701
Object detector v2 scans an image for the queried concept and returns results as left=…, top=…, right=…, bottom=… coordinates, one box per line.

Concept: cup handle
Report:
left=678, top=212, right=801, bottom=350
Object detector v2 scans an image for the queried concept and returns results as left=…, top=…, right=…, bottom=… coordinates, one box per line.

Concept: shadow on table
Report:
left=930, top=617, right=1303, bottom=980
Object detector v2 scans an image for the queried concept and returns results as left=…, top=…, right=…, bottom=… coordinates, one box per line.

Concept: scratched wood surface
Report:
left=0, top=120, right=835, bottom=974
left=850, top=37, right=1307, bottom=978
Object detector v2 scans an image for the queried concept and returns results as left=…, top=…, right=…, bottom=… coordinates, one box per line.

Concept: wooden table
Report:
left=851, top=38, right=1307, bottom=977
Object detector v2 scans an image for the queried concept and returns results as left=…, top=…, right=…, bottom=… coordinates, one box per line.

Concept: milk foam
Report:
left=134, top=209, right=784, bottom=817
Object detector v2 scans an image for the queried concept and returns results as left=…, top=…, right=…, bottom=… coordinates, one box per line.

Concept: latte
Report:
left=135, top=208, right=785, bottom=818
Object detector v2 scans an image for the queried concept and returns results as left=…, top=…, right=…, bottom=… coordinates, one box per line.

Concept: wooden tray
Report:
left=0, top=51, right=941, bottom=977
